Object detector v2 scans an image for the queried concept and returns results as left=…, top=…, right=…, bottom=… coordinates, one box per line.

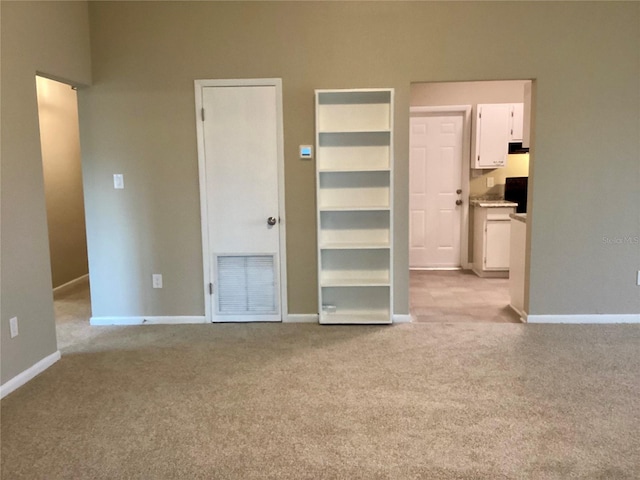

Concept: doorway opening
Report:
left=36, top=75, right=92, bottom=347
left=409, top=79, right=532, bottom=323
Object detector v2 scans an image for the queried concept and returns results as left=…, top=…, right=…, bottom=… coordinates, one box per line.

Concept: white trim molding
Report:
left=53, top=273, right=89, bottom=295
left=508, top=304, right=528, bottom=323
left=90, top=316, right=207, bottom=326
left=284, top=314, right=319, bottom=323
left=527, top=314, right=640, bottom=324
left=393, top=314, right=413, bottom=324
left=0, top=350, right=61, bottom=399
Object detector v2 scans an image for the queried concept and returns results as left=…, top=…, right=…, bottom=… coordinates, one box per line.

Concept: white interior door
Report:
left=197, top=80, right=285, bottom=322
left=410, top=112, right=463, bottom=269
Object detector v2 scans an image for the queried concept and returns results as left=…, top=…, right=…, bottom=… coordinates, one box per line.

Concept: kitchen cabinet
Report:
left=523, top=82, right=532, bottom=148
left=472, top=204, right=516, bottom=277
left=510, top=103, right=524, bottom=142
left=315, top=88, right=394, bottom=324
left=473, top=103, right=524, bottom=168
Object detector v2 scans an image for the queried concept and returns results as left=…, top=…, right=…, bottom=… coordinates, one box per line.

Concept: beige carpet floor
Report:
left=2, top=283, right=639, bottom=479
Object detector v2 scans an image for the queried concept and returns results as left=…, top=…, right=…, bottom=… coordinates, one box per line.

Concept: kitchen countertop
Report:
left=470, top=199, right=518, bottom=208
left=510, top=213, right=527, bottom=223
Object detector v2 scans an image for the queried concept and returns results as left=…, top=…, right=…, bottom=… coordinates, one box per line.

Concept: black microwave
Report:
left=504, top=177, right=528, bottom=213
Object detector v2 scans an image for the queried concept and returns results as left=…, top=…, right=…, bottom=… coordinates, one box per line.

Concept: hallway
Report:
left=53, top=278, right=93, bottom=352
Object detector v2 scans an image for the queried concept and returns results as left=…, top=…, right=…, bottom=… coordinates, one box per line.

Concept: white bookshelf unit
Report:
left=315, top=89, right=394, bottom=325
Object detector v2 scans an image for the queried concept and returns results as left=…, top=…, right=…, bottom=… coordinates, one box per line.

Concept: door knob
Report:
left=267, top=216, right=277, bottom=226
left=456, top=189, right=462, bottom=194
left=456, top=199, right=463, bottom=206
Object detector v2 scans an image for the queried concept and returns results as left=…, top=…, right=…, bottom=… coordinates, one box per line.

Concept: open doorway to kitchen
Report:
left=36, top=75, right=92, bottom=348
left=409, top=80, right=532, bottom=323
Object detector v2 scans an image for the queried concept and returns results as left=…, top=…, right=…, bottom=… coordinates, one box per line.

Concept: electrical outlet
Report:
left=113, top=174, right=124, bottom=189
left=486, top=177, right=495, bottom=188
left=9, top=317, right=18, bottom=338
left=152, top=274, right=163, bottom=289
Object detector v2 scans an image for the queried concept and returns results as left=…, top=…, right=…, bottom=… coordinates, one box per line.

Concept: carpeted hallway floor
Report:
left=2, top=282, right=639, bottom=479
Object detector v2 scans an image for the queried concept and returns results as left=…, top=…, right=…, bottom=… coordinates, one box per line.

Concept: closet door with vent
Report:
left=197, top=80, right=284, bottom=322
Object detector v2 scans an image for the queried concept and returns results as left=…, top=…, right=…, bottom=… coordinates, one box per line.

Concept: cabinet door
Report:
left=484, top=220, right=511, bottom=269
left=475, top=104, right=510, bottom=168
left=510, top=103, right=524, bottom=142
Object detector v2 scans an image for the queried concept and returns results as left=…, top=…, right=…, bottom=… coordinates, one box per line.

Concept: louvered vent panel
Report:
left=217, top=255, right=277, bottom=314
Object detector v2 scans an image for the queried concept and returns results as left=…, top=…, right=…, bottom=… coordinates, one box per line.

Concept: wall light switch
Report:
left=113, top=174, right=124, bottom=189
left=152, top=274, right=163, bottom=289
left=486, top=177, right=495, bottom=188
left=637, top=270, right=640, bottom=286
left=9, top=317, right=18, bottom=338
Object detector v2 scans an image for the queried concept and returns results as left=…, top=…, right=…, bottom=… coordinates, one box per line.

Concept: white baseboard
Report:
left=527, top=314, right=640, bottom=324
left=410, top=267, right=462, bottom=271
left=508, top=304, right=528, bottom=323
left=285, top=314, right=410, bottom=324
left=393, top=314, right=413, bottom=324
left=470, top=266, right=509, bottom=278
left=286, top=314, right=412, bottom=324
left=284, top=314, right=319, bottom=323
left=90, top=316, right=207, bottom=326
left=0, top=350, right=61, bottom=399
left=53, top=273, right=89, bottom=295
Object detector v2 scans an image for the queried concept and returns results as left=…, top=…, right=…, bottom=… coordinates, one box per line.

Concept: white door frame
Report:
left=194, top=78, right=288, bottom=323
left=409, top=105, right=472, bottom=269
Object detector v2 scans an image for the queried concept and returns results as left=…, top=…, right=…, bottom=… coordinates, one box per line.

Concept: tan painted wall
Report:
left=411, top=80, right=527, bottom=107
left=1, top=1, right=92, bottom=385
left=79, top=1, right=639, bottom=318
left=36, top=76, right=89, bottom=289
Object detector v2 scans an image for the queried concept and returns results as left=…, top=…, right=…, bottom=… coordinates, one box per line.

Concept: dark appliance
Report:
left=504, top=177, right=528, bottom=213
left=508, top=142, right=529, bottom=154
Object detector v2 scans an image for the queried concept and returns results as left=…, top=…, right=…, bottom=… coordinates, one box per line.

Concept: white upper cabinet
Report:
left=474, top=103, right=510, bottom=168
left=473, top=102, right=525, bottom=169
left=510, top=103, right=524, bottom=142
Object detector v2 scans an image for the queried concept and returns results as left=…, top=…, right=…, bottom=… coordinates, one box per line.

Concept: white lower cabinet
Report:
left=485, top=220, right=511, bottom=269
left=472, top=206, right=515, bottom=277
left=316, top=88, right=394, bottom=324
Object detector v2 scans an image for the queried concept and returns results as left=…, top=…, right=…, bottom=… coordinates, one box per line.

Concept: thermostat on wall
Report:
left=299, top=145, right=313, bottom=160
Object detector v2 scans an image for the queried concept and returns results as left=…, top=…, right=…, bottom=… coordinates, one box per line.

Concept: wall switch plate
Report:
left=637, top=270, right=640, bottom=286
left=152, top=274, right=163, bottom=289
left=486, top=177, right=495, bottom=188
left=9, top=317, right=18, bottom=338
left=113, top=174, right=124, bottom=189
left=299, top=145, right=313, bottom=160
